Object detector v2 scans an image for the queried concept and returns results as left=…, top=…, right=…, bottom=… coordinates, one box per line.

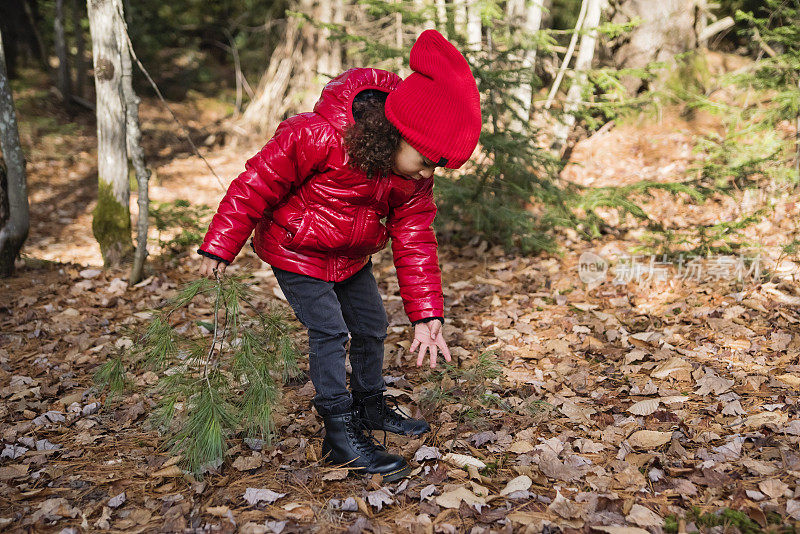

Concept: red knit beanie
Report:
left=385, top=30, right=481, bottom=169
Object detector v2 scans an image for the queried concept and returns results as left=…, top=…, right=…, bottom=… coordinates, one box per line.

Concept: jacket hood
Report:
left=313, top=68, right=402, bottom=133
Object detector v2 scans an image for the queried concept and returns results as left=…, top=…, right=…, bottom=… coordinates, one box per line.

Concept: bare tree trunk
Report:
left=330, top=0, right=343, bottom=74
left=607, top=0, right=698, bottom=93
left=88, top=0, right=133, bottom=266
left=454, top=0, right=467, bottom=39
left=435, top=0, right=447, bottom=36
left=239, top=0, right=323, bottom=137
left=414, top=0, right=436, bottom=31
left=551, top=0, right=603, bottom=156
left=395, top=0, right=404, bottom=75
left=22, top=0, right=49, bottom=72
left=0, top=28, right=30, bottom=277
left=317, top=0, right=332, bottom=76
left=466, top=0, right=481, bottom=51
left=72, top=0, right=87, bottom=99
left=55, top=0, right=72, bottom=104
left=115, top=4, right=150, bottom=284
left=508, top=0, right=545, bottom=125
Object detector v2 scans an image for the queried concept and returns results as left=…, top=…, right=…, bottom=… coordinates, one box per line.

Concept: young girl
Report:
left=197, top=29, right=481, bottom=481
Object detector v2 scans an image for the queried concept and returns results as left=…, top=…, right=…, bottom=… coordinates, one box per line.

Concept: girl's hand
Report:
left=199, top=256, right=227, bottom=278
left=410, top=319, right=451, bottom=369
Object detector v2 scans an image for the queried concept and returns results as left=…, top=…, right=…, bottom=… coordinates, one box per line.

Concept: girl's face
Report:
left=392, top=139, right=437, bottom=181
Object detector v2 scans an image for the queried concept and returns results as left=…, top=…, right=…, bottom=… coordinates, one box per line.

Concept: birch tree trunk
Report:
left=508, top=0, right=546, bottom=125
left=466, top=0, right=482, bottom=52
left=415, top=0, right=436, bottom=30
left=115, top=5, right=150, bottom=284
left=435, top=0, right=447, bottom=36
left=55, top=0, right=72, bottom=103
left=0, top=28, right=30, bottom=277
left=454, top=0, right=467, bottom=39
left=87, top=0, right=133, bottom=266
left=550, top=0, right=603, bottom=156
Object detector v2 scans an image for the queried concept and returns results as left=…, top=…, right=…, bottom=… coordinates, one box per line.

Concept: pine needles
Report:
left=95, top=273, right=302, bottom=475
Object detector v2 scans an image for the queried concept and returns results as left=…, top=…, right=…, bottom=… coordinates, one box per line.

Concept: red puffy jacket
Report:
left=199, top=68, right=444, bottom=323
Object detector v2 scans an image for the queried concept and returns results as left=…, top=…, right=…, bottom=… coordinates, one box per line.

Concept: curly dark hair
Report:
left=343, top=89, right=402, bottom=179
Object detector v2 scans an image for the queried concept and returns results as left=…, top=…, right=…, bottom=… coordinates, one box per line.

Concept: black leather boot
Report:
left=320, top=410, right=411, bottom=482
left=353, top=391, right=431, bottom=436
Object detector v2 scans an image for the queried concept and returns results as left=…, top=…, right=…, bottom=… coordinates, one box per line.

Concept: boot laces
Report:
left=347, top=412, right=385, bottom=455
left=382, top=395, right=413, bottom=426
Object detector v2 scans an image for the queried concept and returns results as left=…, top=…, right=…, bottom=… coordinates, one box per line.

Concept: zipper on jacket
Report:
left=349, top=207, right=366, bottom=249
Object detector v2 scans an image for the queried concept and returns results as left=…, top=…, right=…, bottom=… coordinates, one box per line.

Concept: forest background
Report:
left=1, top=0, right=800, bottom=532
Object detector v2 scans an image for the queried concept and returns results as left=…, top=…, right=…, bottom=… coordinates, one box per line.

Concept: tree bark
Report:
left=115, top=4, right=150, bottom=284
left=55, top=0, right=72, bottom=104
left=87, top=0, right=133, bottom=267
left=22, top=0, right=50, bottom=72
left=239, top=0, right=323, bottom=137
left=466, top=0, right=482, bottom=52
left=330, top=0, right=343, bottom=74
left=317, top=0, right=332, bottom=76
left=508, top=0, right=546, bottom=124
left=0, top=28, right=30, bottom=277
left=454, top=0, right=467, bottom=39
left=606, top=0, right=698, bottom=93
left=72, top=0, right=87, bottom=99
left=551, top=0, right=603, bottom=156
left=435, top=0, right=447, bottom=36
left=414, top=0, right=436, bottom=30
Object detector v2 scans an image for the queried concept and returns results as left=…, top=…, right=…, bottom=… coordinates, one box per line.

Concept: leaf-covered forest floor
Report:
left=3, top=68, right=800, bottom=533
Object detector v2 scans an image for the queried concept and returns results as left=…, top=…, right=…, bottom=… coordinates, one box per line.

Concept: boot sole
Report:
left=380, top=463, right=412, bottom=483
left=320, top=454, right=412, bottom=483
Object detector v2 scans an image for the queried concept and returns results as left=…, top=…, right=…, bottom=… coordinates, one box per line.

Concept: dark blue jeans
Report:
left=272, top=260, right=388, bottom=416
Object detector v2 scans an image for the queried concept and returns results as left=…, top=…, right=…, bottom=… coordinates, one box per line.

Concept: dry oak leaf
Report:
left=627, top=430, right=672, bottom=449
left=206, top=505, right=231, bottom=517
left=414, top=445, right=441, bottom=462
left=442, top=452, right=486, bottom=470
left=775, top=374, right=800, bottom=389
left=321, top=469, right=349, bottom=481
left=233, top=454, right=262, bottom=471
left=743, top=411, right=788, bottom=429
left=366, top=488, right=394, bottom=511
left=787, top=500, right=800, bottom=521
left=0, top=464, right=28, bottom=480
left=31, top=498, right=81, bottom=523
left=695, top=373, right=734, bottom=396
left=538, top=452, right=581, bottom=482
left=152, top=465, right=183, bottom=478
left=650, top=358, right=693, bottom=380
left=509, top=440, right=534, bottom=454
left=435, top=486, right=486, bottom=509
left=627, top=399, right=660, bottom=416
left=282, top=503, right=315, bottom=522
left=501, top=475, right=532, bottom=496
left=547, top=491, right=586, bottom=519
left=758, top=479, right=790, bottom=500
left=626, top=504, right=663, bottom=527
left=742, top=459, right=777, bottom=476
left=243, top=488, right=286, bottom=506
left=559, top=399, right=596, bottom=424
left=593, top=527, right=650, bottom=534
